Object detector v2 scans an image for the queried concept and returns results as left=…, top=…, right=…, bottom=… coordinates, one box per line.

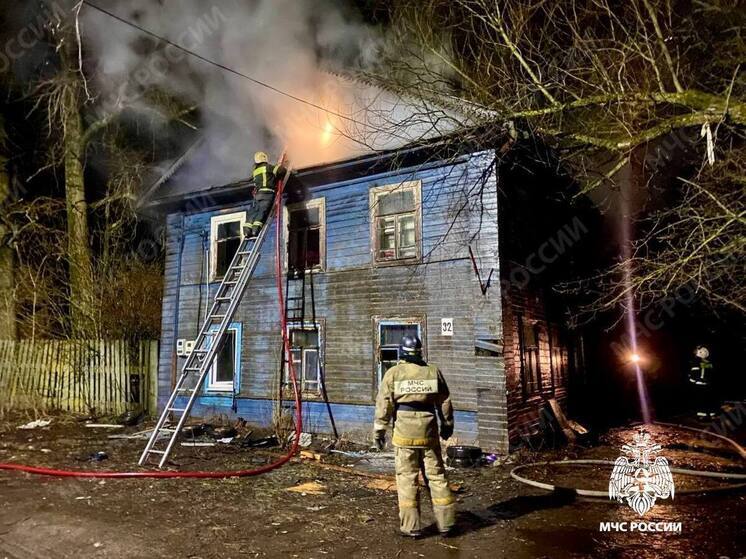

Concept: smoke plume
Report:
left=81, top=0, right=424, bottom=189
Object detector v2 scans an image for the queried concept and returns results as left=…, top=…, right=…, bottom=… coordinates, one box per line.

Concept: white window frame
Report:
left=210, top=212, right=246, bottom=281
left=369, top=181, right=422, bottom=265
left=375, top=318, right=424, bottom=386
left=205, top=323, right=241, bottom=393
left=283, top=198, right=326, bottom=273
left=285, top=321, right=323, bottom=394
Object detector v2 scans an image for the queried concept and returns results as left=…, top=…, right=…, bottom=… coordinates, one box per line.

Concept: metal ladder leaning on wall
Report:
left=139, top=166, right=292, bottom=468
left=279, top=240, right=339, bottom=439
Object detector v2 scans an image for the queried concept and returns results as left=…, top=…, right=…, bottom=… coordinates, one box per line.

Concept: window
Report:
left=518, top=316, right=542, bottom=397
left=549, top=327, right=567, bottom=388
left=376, top=319, right=422, bottom=384
left=285, top=323, right=322, bottom=393
left=204, top=323, right=242, bottom=392
left=285, top=199, right=325, bottom=273
left=210, top=212, right=246, bottom=280
left=370, top=182, right=421, bottom=263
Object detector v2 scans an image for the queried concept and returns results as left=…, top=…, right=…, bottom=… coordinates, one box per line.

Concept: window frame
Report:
left=369, top=181, right=422, bottom=266
left=284, top=320, right=324, bottom=395
left=210, top=212, right=247, bottom=281
left=373, top=316, right=425, bottom=389
left=204, top=322, right=242, bottom=393
left=518, top=315, right=542, bottom=399
left=283, top=198, right=326, bottom=273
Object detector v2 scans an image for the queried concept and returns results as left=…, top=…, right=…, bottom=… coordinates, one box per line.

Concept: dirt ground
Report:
left=1, top=414, right=745, bottom=559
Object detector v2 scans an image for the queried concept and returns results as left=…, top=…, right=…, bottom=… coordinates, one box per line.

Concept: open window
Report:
left=285, top=199, right=325, bottom=274
left=204, top=323, right=242, bottom=393
left=518, top=316, right=542, bottom=397
left=370, top=182, right=421, bottom=264
left=285, top=322, right=322, bottom=393
left=375, top=319, right=423, bottom=385
left=210, top=212, right=246, bottom=280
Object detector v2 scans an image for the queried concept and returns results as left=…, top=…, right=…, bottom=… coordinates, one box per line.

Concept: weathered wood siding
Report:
left=0, top=339, right=159, bottom=415
left=161, top=150, right=507, bottom=449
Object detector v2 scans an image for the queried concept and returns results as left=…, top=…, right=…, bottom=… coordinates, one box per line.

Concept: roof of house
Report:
left=140, top=126, right=510, bottom=214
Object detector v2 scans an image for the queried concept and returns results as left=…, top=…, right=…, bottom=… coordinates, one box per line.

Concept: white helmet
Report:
left=695, top=346, right=710, bottom=359
left=254, top=151, right=269, bottom=164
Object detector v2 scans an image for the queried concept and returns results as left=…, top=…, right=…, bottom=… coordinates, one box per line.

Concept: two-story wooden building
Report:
left=145, top=139, right=593, bottom=453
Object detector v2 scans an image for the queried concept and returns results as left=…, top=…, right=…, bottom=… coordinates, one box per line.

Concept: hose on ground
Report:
left=0, top=167, right=302, bottom=479
left=511, top=421, right=746, bottom=498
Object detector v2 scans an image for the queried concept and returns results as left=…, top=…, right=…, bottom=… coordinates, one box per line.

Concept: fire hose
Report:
left=510, top=421, right=746, bottom=498
left=0, top=172, right=302, bottom=479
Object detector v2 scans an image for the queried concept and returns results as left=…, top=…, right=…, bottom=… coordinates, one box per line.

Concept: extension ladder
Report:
left=139, top=165, right=291, bottom=468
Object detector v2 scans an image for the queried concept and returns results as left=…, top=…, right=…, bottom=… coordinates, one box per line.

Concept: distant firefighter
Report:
left=688, top=345, right=718, bottom=420
left=373, top=335, right=455, bottom=538
left=245, top=151, right=286, bottom=238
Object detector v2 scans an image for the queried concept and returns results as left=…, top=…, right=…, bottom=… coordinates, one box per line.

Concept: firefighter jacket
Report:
left=374, top=361, right=454, bottom=448
left=688, top=358, right=713, bottom=386
left=252, top=162, right=285, bottom=198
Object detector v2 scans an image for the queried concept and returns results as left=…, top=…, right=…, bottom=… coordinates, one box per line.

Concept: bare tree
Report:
left=364, top=0, right=745, bottom=314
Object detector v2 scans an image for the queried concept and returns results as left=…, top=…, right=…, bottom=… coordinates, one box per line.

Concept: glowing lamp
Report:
left=629, top=353, right=642, bottom=364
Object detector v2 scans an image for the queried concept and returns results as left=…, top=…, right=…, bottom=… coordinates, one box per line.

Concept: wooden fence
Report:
left=0, top=340, right=159, bottom=416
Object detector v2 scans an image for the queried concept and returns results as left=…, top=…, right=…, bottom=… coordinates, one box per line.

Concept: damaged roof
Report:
left=140, top=127, right=510, bottom=215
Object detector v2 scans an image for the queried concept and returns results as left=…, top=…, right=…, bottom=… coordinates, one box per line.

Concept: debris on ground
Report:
left=447, top=445, right=483, bottom=467
left=181, top=442, right=215, bottom=447
left=285, top=481, right=326, bottom=495
left=300, top=450, right=323, bottom=461
left=298, top=432, right=313, bottom=447
left=85, top=424, right=124, bottom=429
left=18, top=419, right=52, bottom=430
left=366, top=478, right=397, bottom=491
left=242, top=436, right=279, bottom=448
left=88, top=451, right=108, bottom=462
left=116, top=410, right=145, bottom=427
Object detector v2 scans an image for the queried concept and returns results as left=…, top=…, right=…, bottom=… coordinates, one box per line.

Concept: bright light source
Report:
left=321, top=121, right=334, bottom=145
left=629, top=353, right=642, bottom=364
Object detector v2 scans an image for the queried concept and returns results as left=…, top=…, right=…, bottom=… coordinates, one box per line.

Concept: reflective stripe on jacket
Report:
left=252, top=162, right=283, bottom=194
left=374, top=361, right=454, bottom=448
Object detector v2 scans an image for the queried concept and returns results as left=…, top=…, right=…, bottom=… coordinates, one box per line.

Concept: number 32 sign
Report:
left=441, top=318, right=454, bottom=336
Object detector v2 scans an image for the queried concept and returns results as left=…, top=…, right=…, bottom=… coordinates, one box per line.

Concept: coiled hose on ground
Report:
left=510, top=421, right=746, bottom=497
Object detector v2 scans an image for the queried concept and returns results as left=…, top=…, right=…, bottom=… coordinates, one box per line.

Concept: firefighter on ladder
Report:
left=246, top=151, right=286, bottom=239
left=373, top=335, right=456, bottom=538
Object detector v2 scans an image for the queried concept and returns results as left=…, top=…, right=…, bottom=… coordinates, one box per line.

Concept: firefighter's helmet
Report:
left=695, top=346, right=710, bottom=359
left=399, top=335, right=422, bottom=360
left=254, top=151, right=269, bottom=164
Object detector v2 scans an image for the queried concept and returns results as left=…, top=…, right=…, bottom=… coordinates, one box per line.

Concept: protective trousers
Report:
left=395, top=446, right=455, bottom=534
left=246, top=193, right=275, bottom=235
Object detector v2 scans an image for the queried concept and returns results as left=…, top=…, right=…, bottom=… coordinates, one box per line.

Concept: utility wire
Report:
left=80, top=0, right=410, bottom=142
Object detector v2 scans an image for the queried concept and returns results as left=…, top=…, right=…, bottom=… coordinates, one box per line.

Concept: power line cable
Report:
left=81, top=0, right=411, bottom=143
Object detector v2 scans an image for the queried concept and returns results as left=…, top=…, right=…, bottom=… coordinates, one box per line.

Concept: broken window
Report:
left=286, top=324, right=321, bottom=393
left=518, top=316, right=542, bottom=397
left=206, top=324, right=241, bottom=392
left=211, top=212, right=246, bottom=279
left=377, top=320, right=422, bottom=384
left=287, top=199, right=325, bottom=273
left=371, top=183, right=420, bottom=263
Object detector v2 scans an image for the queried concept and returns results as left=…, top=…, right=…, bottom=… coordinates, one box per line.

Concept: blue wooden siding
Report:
left=159, top=150, right=507, bottom=450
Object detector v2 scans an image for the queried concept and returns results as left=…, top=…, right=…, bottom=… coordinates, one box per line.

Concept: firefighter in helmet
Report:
left=374, top=335, right=455, bottom=537
left=245, top=151, right=286, bottom=238
left=688, top=345, right=718, bottom=420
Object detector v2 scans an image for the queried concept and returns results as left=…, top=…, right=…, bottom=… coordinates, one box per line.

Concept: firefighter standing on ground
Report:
left=246, top=151, right=286, bottom=238
left=688, top=345, right=718, bottom=420
left=373, top=335, right=456, bottom=537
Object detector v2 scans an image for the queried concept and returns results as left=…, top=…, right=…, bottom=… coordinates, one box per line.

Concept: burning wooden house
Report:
left=144, top=139, right=594, bottom=453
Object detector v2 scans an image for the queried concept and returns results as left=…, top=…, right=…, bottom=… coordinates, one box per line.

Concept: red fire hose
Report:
left=0, top=172, right=302, bottom=479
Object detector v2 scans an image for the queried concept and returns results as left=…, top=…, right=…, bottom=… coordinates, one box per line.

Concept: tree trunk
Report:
left=63, top=85, right=94, bottom=337
left=0, top=151, right=16, bottom=340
